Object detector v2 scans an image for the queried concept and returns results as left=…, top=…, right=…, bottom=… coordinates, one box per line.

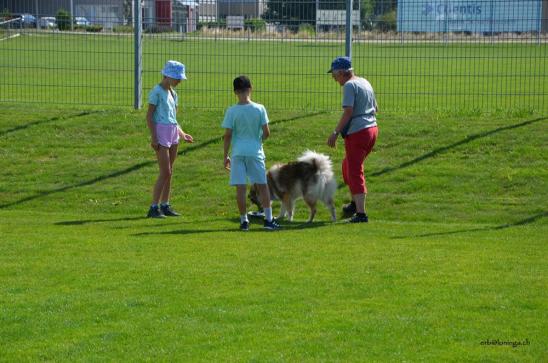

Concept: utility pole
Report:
left=134, top=0, right=142, bottom=109
left=345, top=0, right=352, bottom=58
left=35, top=0, right=39, bottom=29
left=316, top=0, right=319, bottom=34
left=70, top=0, right=74, bottom=30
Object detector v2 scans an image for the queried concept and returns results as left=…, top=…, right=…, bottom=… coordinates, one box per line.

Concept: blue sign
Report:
left=397, top=0, right=542, bottom=33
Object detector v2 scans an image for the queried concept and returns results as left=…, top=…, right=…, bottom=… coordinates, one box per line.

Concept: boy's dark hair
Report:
left=233, top=75, right=252, bottom=92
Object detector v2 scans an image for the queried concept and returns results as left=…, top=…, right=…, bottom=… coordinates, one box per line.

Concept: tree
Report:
left=262, top=0, right=317, bottom=28
left=56, top=8, right=71, bottom=31
left=262, top=0, right=372, bottom=25
left=360, top=0, right=378, bottom=30
left=1, top=8, right=11, bottom=19
left=261, top=0, right=395, bottom=30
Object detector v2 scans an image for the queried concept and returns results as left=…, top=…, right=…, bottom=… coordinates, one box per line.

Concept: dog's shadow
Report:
left=132, top=216, right=334, bottom=236
left=247, top=214, right=332, bottom=229
left=283, top=221, right=332, bottom=229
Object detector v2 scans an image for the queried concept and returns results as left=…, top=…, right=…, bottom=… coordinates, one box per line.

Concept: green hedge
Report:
left=56, top=9, right=71, bottom=31
left=244, top=18, right=266, bottom=32
left=86, top=25, right=103, bottom=33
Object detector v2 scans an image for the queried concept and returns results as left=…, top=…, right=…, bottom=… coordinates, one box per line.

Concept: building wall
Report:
left=397, top=0, right=543, bottom=33
left=199, top=3, right=217, bottom=23
left=217, top=0, right=262, bottom=18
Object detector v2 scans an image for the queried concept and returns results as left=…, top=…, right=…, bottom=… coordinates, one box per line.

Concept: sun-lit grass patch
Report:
left=0, top=104, right=546, bottom=361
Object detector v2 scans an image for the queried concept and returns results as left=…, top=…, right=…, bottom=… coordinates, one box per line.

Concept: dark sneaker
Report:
left=160, top=204, right=180, bottom=217
left=264, top=219, right=281, bottom=231
left=349, top=213, right=368, bottom=223
left=147, top=206, right=166, bottom=219
left=240, top=221, right=250, bottom=231
left=342, top=201, right=357, bottom=217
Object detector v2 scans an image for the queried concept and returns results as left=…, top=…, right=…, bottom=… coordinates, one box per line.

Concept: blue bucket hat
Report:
left=328, top=56, right=352, bottom=73
left=161, top=60, right=187, bottom=80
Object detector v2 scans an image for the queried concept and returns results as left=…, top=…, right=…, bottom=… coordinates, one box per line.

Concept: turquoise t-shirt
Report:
left=148, top=84, right=178, bottom=125
left=221, top=102, right=269, bottom=158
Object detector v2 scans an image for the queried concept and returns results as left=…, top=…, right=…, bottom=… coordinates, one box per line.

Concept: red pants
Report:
left=342, top=126, right=378, bottom=195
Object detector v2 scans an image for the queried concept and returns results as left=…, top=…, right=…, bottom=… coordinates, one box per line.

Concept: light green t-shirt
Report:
left=222, top=102, right=269, bottom=158
left=148, top=84, right=178, bottom=125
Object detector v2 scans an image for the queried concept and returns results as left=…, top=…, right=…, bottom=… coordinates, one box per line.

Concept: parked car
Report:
left=39, top=17, right=57, bottom=29
left=74, top=17, right=90, bottom=26
left=14, top=13, right=37, bottom=28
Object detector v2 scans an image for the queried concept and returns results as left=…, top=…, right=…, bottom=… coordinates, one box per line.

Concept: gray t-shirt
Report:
left=342, top=77, right=377, bottom=135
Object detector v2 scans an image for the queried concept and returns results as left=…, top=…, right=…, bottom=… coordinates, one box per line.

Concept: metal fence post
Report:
left=345, top=0, right=352, bottom=58
left=70, top=0, right=74, bottom=31
left=537, top=0, right=542, bottom=45
left=134, top=0, right=142, bottom=109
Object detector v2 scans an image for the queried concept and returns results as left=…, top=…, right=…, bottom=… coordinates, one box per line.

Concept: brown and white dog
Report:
left=249, top=150, right=337, bottom=223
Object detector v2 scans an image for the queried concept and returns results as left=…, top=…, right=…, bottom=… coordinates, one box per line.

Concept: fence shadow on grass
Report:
left=370, top=116, right=547, bottom=178
left=270, top=111, right=327, bottom=126
left=55, top=216, right=226, bottom=227
left=390, top=211, right=547, bottom=239
left=55, top=216, right=146, bottom=226
left=335, top=116, right=546, bottom=191
left=0, top=111, right=102, bottom=138
left=0, top=112, right=325, bottom=209
left=0, top=160, right=154, bottom=209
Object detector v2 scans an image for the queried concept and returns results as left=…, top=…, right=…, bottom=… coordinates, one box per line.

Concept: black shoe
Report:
left=240, top=221, right=250, bottom=231
left=160, top=204, right=180, bottom=217
left=349, top=213, right=368, bottom=223
left=342, top=201, right=356, bottom=217
left=264, top=218, right=281, bottom=231
left=147, top=206, right=166, bottom=219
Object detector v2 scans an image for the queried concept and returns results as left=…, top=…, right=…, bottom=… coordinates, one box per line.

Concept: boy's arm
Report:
left=146, top=104, right=158, bottom=150
left=262, top=124, right=270, bottom=141
left=223, top=128, right=232, bottom=170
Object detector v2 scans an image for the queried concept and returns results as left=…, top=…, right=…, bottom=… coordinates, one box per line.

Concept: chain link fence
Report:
left=0, top=0, right=546, bottom=112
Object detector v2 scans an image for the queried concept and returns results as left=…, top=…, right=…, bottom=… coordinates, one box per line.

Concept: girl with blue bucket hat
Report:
left=146, top=60, right=194, bottom=218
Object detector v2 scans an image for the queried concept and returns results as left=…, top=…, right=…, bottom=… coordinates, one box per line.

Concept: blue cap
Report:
left=328, top=56, right=352, bottom=73
left=161, top=60, right=186, bottom=80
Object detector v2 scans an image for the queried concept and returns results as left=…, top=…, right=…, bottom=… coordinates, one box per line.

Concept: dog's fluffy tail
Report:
left=298, top=150, right=334, bottom=178
left=298, top=150, right=337, bottom=202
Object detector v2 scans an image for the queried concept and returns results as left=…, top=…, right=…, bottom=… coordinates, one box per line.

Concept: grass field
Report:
left=0, top=102, right=546, bottom=361
left=0, top=32, right=546, bottom=111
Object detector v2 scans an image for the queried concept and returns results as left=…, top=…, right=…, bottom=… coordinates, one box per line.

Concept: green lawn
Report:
left=0, top=32, right=546, bottom=111
left=0, top=104, right=546, bottom=361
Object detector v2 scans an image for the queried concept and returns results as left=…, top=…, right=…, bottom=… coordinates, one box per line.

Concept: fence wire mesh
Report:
left=0, top=0, right=546, bottom=112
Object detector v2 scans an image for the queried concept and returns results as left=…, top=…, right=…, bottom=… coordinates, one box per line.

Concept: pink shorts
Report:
left=155, top=123, right=179, bottom=148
